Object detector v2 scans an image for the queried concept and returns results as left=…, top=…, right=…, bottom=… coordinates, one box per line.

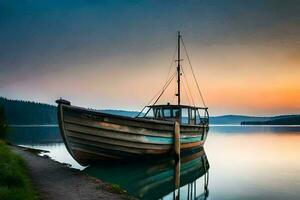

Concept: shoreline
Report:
left=10, top=145, right=132, bottom=200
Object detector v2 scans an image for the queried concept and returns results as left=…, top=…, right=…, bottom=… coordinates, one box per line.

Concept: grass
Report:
left=103, top=183, right=135, bottom=200
left=110, top=184, right=127, bottom=194
left=0, top=140, right=38, bottom=200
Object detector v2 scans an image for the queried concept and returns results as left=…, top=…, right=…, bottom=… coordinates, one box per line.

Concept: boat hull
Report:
left=57, top=102, right=209, bottom=165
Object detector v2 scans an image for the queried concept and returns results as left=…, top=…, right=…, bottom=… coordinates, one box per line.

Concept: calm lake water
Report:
left=9, top=125, right=300, bottom=200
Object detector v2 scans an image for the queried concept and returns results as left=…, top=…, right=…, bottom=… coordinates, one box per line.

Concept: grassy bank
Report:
left=0, top=141, right=38, bottom=200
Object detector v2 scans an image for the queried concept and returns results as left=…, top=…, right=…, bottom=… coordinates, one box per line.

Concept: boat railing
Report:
left=138, top=105, right=209, bottom=126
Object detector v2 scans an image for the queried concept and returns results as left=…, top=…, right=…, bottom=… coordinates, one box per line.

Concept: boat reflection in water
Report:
left=84, top=147, right=209, bottom=200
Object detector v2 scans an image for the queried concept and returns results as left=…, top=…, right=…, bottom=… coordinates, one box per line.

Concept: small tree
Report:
left=0, top=106, right=8, bottom=140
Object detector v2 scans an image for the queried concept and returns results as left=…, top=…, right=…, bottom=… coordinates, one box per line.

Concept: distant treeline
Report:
left=0, top=97, right=139, bottom=125
left=209, top=115, right=273, bottom=124
left=1, top=97, right=300, bottom=125
left=241, top=115, right=300, bottom=125
left=0, top=105, right=9, bottom=138
left=0, top=97, right=57, bottom=125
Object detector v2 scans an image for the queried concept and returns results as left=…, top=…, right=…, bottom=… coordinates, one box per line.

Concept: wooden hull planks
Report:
left=57, top=103, right=209, bottom=165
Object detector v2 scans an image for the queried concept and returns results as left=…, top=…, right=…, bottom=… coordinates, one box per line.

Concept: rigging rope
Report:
left=181, top=66, right=196, bottom=107
left=171, top=93, right=176, bottom=104
left=136, top=71, right=176, bottom=117
left=151, top=71, right=176, bottom=106
left=182, top=65, right=204, bottom=124
left=136, top=43, right=178, bottom=117
left=182, top=80, right=191, bottom=106
left=165, top=43, right=178, bottom=85
left=181, top=37, right=207, bottom=107
left=136, top=35, right=208, bottom=118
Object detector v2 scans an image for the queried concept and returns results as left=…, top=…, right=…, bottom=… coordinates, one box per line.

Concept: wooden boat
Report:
left=56, top=32, right=209, bottom=165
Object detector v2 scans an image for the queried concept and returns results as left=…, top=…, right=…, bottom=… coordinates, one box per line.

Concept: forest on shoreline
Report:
left=1, top=97, right=299, bottom=125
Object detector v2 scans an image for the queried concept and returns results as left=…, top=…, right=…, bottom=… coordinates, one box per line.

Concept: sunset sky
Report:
left=0, top=0, right=300, bottom=116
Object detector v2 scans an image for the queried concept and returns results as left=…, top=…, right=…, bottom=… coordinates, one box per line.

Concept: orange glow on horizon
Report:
left=2, top=43, right=299, bottom=116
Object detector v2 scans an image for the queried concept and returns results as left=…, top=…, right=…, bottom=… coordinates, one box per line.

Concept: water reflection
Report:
left=84, top=147, right=210, bottom=200
left=8, top=125, right=300, bottom=200
left=211, top=125, right=300, bottom=134
left=172, top=151, right=209, bottom=200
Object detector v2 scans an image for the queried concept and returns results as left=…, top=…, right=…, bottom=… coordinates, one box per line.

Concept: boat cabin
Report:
left=141, top=104, right=209, bottom=125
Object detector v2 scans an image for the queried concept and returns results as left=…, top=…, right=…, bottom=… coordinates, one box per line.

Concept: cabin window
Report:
left=173, top=109, right=180, bottom=118
left=163, top=108, right=171, bottom=118
left=181, top=108, right=189, bottom=124
left=154, top=107, right=162, bottom=118
left=145, top=108, right=154, bottom=118
left=190, top=109, right=196, bottom=125
left=196, top=109, right=201, bottom=124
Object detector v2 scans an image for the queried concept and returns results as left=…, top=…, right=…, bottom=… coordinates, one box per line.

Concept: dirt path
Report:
left=11, top=146, right=128, bottom=200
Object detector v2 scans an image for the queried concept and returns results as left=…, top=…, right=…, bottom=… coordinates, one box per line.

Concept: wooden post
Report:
left=174, top=121, right=181, bottom=199
left=174, top=121, right=180, bottom=159
left=175, top=159, right=181, bottom=199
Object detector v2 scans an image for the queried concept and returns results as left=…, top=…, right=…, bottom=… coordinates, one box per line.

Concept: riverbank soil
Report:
left=11, top=146, right=129, bottom=200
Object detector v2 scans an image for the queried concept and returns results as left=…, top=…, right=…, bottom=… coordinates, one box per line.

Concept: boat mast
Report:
left=177, top=31, right=181, bottom=105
